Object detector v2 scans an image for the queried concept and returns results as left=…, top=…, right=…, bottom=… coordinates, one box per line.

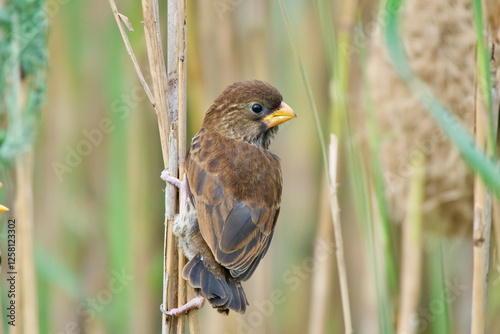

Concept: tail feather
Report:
left=228, top=282, right=248, bottom=312
left=200, top=268, right=229, bottom=304
left=183, top=256, right=248, bottom=314
left=184, top=258, right=204, bottom=288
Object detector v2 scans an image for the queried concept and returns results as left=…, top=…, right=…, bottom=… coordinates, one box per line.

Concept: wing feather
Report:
left=186, top=130, right=281, bottom=281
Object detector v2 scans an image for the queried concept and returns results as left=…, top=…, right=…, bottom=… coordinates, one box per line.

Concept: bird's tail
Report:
left=183, top=256, right=248, bottom=314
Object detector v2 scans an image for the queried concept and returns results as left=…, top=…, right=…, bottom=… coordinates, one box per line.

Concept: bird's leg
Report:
left=160, top=296, right=205, bottom=316
left=161, top=169, right=189, bottom=213
left=160, top=168, right=182, bottom=188
left=161, top=169, right=201, bottom=315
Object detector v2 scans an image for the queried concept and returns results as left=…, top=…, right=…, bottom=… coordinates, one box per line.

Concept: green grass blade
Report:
left=314, top=1, right=398, bottom=331
left=427, top=239, right=451, bottom=334
left=357, top=17, right=398, bottom=294
left=472, top=0, right=496, bottom=153
left=345, top=130, right=396, bottom=334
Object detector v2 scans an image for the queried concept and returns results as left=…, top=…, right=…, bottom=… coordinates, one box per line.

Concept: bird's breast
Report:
left=187, top=130, right=282, bottom=206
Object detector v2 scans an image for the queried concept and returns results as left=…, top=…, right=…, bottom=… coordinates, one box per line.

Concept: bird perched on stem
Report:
left=161, top=80, right=296, bottom=315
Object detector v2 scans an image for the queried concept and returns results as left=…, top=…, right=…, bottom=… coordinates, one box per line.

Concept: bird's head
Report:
left=203, top=80, right=296, bottom=149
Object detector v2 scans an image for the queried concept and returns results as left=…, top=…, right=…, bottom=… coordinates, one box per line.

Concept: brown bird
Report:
left=161, top=80, right=296, bottom=315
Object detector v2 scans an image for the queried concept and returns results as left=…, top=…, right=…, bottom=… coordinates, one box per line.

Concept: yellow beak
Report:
left=263, top=102, right=296, bottom=129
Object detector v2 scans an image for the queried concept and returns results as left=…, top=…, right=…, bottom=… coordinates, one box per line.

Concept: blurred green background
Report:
left=1, top=0, right=500, bottom=333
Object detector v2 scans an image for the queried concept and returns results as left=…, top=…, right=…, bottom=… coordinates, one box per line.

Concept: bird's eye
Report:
left=251, top=104, right=263, bottom=114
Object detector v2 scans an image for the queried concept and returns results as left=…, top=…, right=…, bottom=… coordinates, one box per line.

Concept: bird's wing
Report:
left=186, top=130, right=282, bottom=281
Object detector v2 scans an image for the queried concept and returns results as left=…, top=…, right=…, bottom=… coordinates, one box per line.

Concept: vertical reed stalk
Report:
left=328, top=134, right=353, bottom=333
left=494, top=201, right=500, bottom=273
left=15, top=151, right=38, bottom=334
left=397, top=156, right=425, bottom=334
left=488, top=7, right=500, bottom=286
left=169, top=1, right=200, bottom=332
left=109, top=0, right=197, bottom=331
left=471, top=93, right=491, bottom=334
left=138, top=1, right=179, bottom=332
left=9, top=12, right=39, bottom=332
left=176, top=10, right=187, bottom=326
left=471, top=2, right=495, bottom=330
left=307, top=183, right=335, bottom=334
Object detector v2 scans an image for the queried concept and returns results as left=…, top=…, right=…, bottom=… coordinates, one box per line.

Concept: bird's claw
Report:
left=161, top=168, right=182, bottom=188
left=160, top=296, right=205, bottom=316
left=160, top=304, right=182, bottom=316
left=161, top=169, right=190, bottom=215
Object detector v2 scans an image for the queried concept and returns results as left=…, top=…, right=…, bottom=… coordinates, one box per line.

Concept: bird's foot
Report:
left=161, top=169, right=189, bottom=212
left=160, top=296, right=205, bottom=316
left=161, top=168, right=182, bottom=188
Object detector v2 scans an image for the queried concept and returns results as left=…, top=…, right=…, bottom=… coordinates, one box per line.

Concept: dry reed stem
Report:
left=177, top=253, right=185, bottom=334
left=307, top=183, right=335, bottom=334
left=471, top=50, right=493, bottom=334
left=494, top=201, right=500, bottom=273
left=471, top=134, right=491, bottom=334
left=174, top=5, right=187, bottom=330
left=489, top=22, right=500, bottom=281
left=167, top=0, right=201, bottom=333
left=15, top=151, right=39, bottom=334
left=10, top=36, right=38, bottom=333
left=397, top=155, right=425, bottom=334
left=329, top=134, right=353, bottom=334
left=338, top=0, right=358, bottom=32
left=137, top=1, right=181, bottom=332
left=173, top=0, right=200, bottom=331
left=165, top=134, right=179, bottom=333
left=108, top=0, right=155, bottom=105
left=110, top=0, right=196, bottom=331
left=0, top=258, right=3, bottom=329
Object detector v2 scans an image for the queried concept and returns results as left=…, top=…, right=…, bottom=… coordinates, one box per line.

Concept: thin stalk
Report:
left=140, top=0, right=170, bottom=163
left=108, top=0, right=155, bottom=105
left=109, top=0, right=196, bottom=332
left=358, top=19, right=397, bottom=293
left=168, top=0, right=186, bottom=332
left=333, top=0, right=397, bottom=330
left=348, top=130, right=394, bottom=334
left=471, top=3, right=496, bottom=330
left=307, top=182, right=336, bottom=334
left=472, top=0, right=495, bottom=153
left=343, top=105, right=395, bottom=332
left=427, top=240, right=451, bottom=334
left=397, top=155, right=425, bottom=334
left=279, top=1, right=356, bottom=331
left=173, top=1, right=200, bottom=332
left=471, top=59, right=492, bottom=334
left=138, top=1, right=180, bottom=333
left=329, top=135, right=353, bottom=333
left=175, top=4, right=187, bottom=331
left=10, top=13, right=38, bottom=333
left=140, top=0, right=187, bottom=331
left=486, top=2, right=500, bottom=276
left=494, top=201, right=500, bottom=275
left=15, top=151, right=38, bottom=334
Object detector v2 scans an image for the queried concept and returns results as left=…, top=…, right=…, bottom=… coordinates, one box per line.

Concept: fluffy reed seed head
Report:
left=367, top=0, right=477, bottom=235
